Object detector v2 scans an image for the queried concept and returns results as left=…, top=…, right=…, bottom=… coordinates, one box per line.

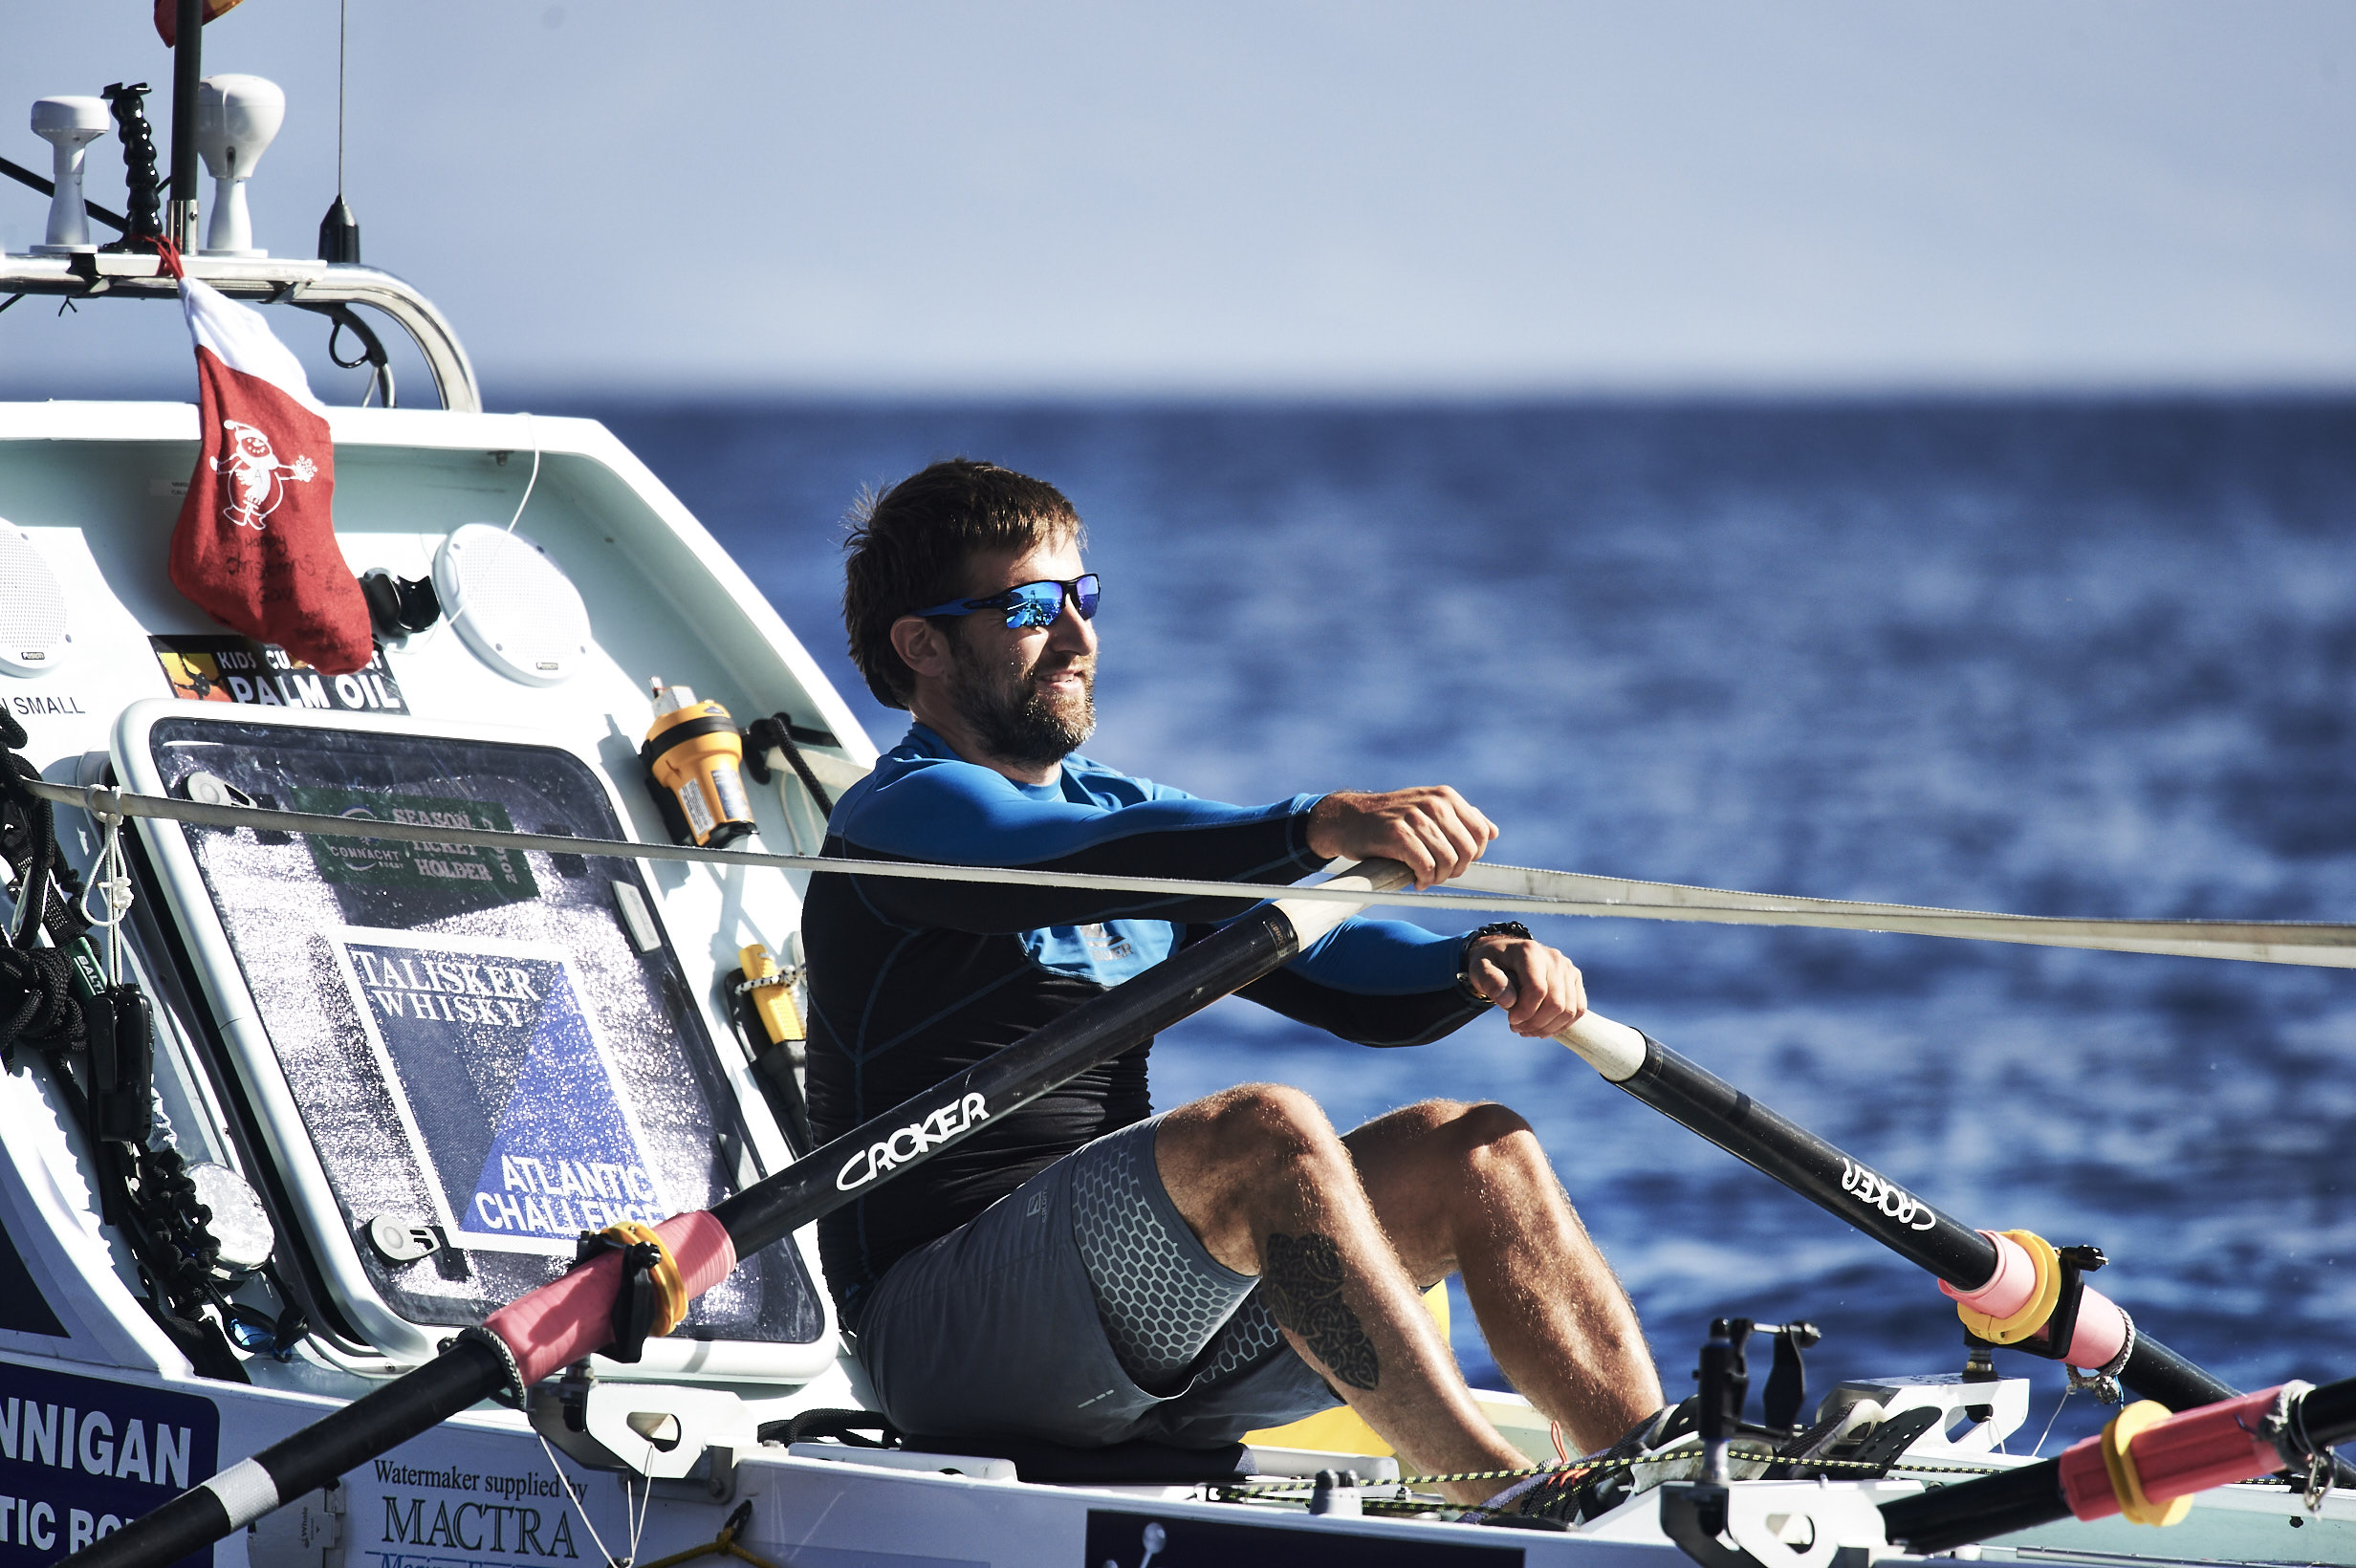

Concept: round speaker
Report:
left=0, top=520, right=72, bottom=678
left=432, top=523, right=593, bottom=686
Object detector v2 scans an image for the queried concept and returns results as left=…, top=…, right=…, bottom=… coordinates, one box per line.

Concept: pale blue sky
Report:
left=4, top=2, right=2353, bottom=397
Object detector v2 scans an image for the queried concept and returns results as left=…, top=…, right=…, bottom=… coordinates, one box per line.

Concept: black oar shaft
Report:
left=1628, top=1038, right=1999, bottom=1282
left=63, top=1339, right=509, bottom=1568
left=710, top=904, right=1298, bottom=1252
left=65, top=871, right=1381, bottom=1568
left=1617, top=1033, right=2237, bottom=1412
left=1879, top=1371, right=2356, bottom=1554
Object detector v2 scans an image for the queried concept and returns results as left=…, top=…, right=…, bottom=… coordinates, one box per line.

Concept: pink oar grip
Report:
left=2064, top=1286, right=2128, bottom=1368
left=2127, top=1386, right=2281, bottom=1502
left=1937, top=1230, right=2130, bottom=1366
left=484, top=1211, right=739, bottom=1387
left=2060, top=1386, right=2285, bottom=1520
left=1941, top=1230, right=2039, bottom=1316
left=2060, top=1433, right=2124, bottom=1520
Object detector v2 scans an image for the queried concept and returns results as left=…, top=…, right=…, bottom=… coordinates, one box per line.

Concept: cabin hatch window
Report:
left=143, top=714, right=824, bottom=1347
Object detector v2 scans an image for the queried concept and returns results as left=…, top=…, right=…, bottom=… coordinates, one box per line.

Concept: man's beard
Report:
left=946, top=633, right=1097, bottom=770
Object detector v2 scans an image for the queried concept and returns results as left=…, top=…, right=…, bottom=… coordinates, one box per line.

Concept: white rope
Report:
left=1448, top=860, right=2356, bottom=968
left=506, top=411, right=540, bottom=534
left=24, top=776, right=2356, bottom=969
left=534, top=1431, right=632, bottom=1568
left=76, top=807, right=134, bottom=985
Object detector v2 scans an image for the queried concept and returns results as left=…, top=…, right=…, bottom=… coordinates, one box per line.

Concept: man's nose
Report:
left=1047, top=596, right=1096, bottom=652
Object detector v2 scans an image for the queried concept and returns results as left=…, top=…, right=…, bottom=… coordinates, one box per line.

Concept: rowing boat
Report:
left=3, top=21, right=2348, bottom=1568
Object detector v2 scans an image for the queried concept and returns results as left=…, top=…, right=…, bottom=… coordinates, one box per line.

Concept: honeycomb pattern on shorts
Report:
left=1195, top=1292, right=1285, bottom=1386
left=1070, top=1121, right=1257, bottom=1394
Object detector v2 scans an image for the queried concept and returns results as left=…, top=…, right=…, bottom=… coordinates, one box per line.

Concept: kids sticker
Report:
left=330, top=929, right=670, bottom=1255
left=151, top=633, right=406, bottom=714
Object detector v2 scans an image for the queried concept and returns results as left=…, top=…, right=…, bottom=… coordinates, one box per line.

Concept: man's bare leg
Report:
left=1156, top=1083, right=1547, bottom=1504
left=1342, top=1099, right=1661, bottom=1452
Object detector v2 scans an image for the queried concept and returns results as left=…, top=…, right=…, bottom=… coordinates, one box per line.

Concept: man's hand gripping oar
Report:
left=1536, top=1003, right=2356, bottom=1493
left=60, top=860, right=1416, bottom=1568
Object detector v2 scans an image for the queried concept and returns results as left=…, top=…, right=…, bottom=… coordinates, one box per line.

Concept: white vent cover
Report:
left=0, top=521, right=71, bottom=678
left=432, top=523, right=592, bottom=686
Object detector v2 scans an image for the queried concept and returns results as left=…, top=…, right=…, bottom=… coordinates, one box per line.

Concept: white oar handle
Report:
left=1274, top=859, right=1415, bottom=947
left=1554, top=1009, right=1647, bottom=1082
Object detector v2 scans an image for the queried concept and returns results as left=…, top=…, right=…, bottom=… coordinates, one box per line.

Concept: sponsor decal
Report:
left=329, top=928, right=672, bottom=1255
left=292, top=787, right=537, bottom=904
left=367, top=1458, right=600, bottom=1567
left=835, top=1093, right=992, bottom=1191
left=151, top=633, right=406, bottom=714
left=1840, top=1159, right=1937, bottom=1231
left=0, top=1364, right=219, bottom=1568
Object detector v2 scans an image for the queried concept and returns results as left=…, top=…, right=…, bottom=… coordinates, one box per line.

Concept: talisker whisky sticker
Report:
left=151, top=633, right=406, bottom=714
left=328, top=928, right=672, bottom=1256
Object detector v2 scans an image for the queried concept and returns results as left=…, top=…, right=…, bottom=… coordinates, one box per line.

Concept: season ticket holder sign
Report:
left=152, top=633, right=406, bottom=714
left=292, top=788, right=539, bottom=905
left=328, top=929, right=672, bottom=1255
left=0, top=1364, right=219, bottom=1568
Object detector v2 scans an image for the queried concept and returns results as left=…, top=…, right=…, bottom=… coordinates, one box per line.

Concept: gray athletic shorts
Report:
left=852, top=1115, right=1341, bottom=1448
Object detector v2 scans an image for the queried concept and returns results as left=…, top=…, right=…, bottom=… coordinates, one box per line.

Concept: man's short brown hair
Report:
left=842, top=459, right=1085, bottom=708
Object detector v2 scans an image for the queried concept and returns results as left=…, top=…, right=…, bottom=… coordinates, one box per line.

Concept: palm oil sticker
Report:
left=150, top=633, right=405, bottom=713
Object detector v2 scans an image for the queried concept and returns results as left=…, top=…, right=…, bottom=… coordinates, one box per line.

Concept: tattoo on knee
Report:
left=1261, top=1231, right=1381, bottom=1390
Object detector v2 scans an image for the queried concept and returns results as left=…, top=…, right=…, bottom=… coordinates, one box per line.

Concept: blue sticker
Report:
left=0, top=1364, right=219, bottom=1568
left=463, top=973, right=666, bottom=1243
left=336, top=933, right=669, bottom=1253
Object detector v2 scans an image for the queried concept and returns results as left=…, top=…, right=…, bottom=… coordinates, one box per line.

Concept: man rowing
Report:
left=802, top=459, right=1662, bottom=1509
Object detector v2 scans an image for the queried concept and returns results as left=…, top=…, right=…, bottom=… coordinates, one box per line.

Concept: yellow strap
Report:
left=2100, top=1401, right=2193, bottom=1527
left=601, top=1222, right=687, bottom=1338
left=1954, top=1229, right=2063, bottom=1344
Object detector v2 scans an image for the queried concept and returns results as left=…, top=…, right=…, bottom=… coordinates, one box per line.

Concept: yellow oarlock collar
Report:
left=1954, top=1228, right=2062, bottom=1344
left=600, top=1221, right=688, bottom=1339
left=2102, top=1400, right=2194, bottom=1527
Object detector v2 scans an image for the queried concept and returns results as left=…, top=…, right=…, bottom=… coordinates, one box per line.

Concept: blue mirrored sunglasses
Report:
left=914, top=574, right=1102, bottom=630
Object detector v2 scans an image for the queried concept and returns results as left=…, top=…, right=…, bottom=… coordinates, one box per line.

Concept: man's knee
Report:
left=1168, top=1082, right=1342, bottom=1175
left=1397, top=1099, right=1549, bottom=1182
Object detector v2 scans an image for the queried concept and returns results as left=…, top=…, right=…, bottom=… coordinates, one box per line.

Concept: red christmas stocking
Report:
left=168, top=267, right=373, bottom=674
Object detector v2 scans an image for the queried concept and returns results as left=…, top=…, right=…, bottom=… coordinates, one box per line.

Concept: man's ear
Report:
left=889, top=615, right=953, bottom=684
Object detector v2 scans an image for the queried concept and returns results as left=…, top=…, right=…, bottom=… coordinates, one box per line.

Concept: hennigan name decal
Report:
left=0, top=1364, right=220, bottom=1566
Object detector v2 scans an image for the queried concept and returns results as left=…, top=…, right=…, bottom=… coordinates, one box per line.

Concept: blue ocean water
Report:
left=577, top=397, right=2356, bottom=1445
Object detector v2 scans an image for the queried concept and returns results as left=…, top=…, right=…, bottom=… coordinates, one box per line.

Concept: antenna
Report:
left=29, top=98, right=109, bottom=254
left=167, top=0, right=202, bottom=249
left=317, top=0, right=360, bottom=263
left=195, top=74, right=282, bottom=255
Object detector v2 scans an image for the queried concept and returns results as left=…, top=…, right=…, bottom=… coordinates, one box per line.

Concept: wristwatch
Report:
left=1455, top=920, right=1534, bottom=1003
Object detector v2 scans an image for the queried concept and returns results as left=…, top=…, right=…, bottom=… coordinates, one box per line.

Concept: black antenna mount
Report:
left=99, top=83, right=163, bottom=249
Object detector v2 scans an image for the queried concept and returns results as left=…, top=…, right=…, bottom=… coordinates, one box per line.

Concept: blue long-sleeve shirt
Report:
left=802, top=725, right=1483, bottom=1321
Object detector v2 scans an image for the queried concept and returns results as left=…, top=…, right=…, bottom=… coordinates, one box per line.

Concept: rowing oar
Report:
left=1548, top=1009, right=2355, bottom=1489
left=61, top=860, right=1410, bottom=1568
left=1878, top=1371, right=2353, bottom=1553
